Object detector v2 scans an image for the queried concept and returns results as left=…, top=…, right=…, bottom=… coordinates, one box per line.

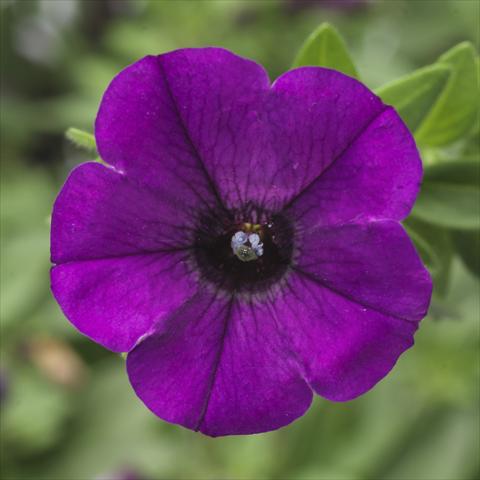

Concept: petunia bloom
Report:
left=51, top=48, right=432, bottom=436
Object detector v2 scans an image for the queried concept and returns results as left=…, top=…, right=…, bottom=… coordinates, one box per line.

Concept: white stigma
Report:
left=231, top=230, right=264, bottom=262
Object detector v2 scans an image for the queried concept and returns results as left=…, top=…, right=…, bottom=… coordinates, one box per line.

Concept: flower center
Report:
left=231, top=228, right=264, bottom=262
left=193, top=209, right=293, bottom=293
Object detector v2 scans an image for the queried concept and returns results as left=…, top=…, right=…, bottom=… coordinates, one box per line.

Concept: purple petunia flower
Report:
left=51, top=48, right=432, bottom=436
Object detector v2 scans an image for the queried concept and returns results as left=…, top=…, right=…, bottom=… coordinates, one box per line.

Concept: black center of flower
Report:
left=193, top=207, right=293, bottom=292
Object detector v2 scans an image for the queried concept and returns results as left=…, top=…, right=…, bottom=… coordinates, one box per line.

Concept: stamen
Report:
left=232, top=231, right=248, bottom=245
left=248, top=233, right=260, bottom=248
left=231, top=230, right=264, bottom=262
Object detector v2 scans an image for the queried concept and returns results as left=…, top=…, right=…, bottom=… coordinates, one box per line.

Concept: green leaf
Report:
left=385, top=409, right=478, bottom=480
left=0, top=230, right=50, bottom=330
left=0, top=167, right=53, bottom=330
left=376, top=65, right=452, bottom=132
left=292, top=23, right=358, bottom=78
left=415, top=42, right=479, bottom=146
left=0, top=368, right=72, bottom=455
left=43, top=360, right=174, bottom=480
left=411, top=159, right=480, bottom=230
left=403, top=217, right=453, bottom=296
left=452, top=230, right=480, bottom=278
left=65, top=127, right=97, bottom=153
left=1, top=166, right=54, bottom=239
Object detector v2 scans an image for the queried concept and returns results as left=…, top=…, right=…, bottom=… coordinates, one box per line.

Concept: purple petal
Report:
left=277, top=272, right=420, bottom=401
left=285, top=107, right=422, bottom=224
left=182, top=64, right=386, bottom=210
left=51, top=162, right=195, bottom=264
left=96, top=50, right=395, bottom=212
left=51, top=251, right=198, bottom=352
left=95, top=48, right=269, bottom=210
left=268, top=68, right=385, bottom=206
left=293, top=220, right=432, bottom=321
left=127, top=292, right=312, bottom=436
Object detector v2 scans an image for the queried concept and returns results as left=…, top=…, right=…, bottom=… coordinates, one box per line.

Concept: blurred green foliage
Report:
left=1, top=1, right=479, bottom=479
left=292, top=23, right=359, bottom=78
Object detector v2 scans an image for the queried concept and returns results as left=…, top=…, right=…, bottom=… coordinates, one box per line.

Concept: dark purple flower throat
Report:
left=194, top=205, right=294, bottom=292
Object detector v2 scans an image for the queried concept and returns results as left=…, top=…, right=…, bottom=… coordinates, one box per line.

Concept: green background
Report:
left=1, top=1, right=479, bottom=479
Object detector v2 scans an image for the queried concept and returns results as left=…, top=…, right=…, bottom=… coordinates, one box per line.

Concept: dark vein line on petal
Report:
left=281, top=106, right=389, bottom=212
left=194, top=294, right=235, bottom=432
left=53, top=246, right=193, bottom=266
left=291, top=266, right=414, bottom=323
left=157, top=58, right=229, bottom=215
